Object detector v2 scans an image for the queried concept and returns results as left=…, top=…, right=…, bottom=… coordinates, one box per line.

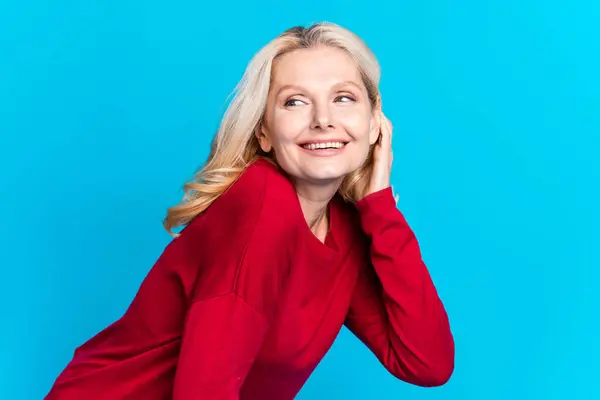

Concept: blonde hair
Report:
left=164, top=21, right=381, bottom=237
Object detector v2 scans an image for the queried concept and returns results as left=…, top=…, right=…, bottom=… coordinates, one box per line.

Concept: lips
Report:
left=300, top=141, right=347, bottom=150
left=296, top=139, right=349, bottom=157
left=298, top=138, right=350, bottom=149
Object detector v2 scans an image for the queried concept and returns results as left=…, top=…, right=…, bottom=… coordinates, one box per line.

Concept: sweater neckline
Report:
left=289, top=184, right=340, bottom=255
left=253, top=157, right=341, bottom=255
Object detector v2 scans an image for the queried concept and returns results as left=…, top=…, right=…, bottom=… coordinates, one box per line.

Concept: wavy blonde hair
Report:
left=164, top=21, right=381, bottom=237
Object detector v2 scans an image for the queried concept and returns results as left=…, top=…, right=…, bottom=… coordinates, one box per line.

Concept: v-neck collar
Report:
left=290, top=186, right=340, bottom=254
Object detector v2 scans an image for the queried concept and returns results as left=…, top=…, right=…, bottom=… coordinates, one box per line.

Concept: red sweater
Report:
left=45, top=158, right=454, bottom=400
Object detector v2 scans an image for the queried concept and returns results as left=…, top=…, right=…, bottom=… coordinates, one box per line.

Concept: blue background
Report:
left=1, top=1, right=599, bottom=399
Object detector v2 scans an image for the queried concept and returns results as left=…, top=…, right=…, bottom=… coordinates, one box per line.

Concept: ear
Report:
left=255, top=122, right=273, bottom=153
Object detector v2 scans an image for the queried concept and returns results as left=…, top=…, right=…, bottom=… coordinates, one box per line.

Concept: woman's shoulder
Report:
left=215, top=157, right=292, bottom=210
left=218, top=158, right=271, bottom=206
left=177, top=158, right=299, bottom=306
left=186, top=157, right=295, bottom=229
left=240, top=157, right=294, bottom=192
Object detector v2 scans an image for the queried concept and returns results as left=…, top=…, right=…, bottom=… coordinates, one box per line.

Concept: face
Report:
left=257, top=46, right=380, bottom=186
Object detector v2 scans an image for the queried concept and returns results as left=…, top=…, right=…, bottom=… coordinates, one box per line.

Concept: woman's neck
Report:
left=293, top=179, right=341, bottom=237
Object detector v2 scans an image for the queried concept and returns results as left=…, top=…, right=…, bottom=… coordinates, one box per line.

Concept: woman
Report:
left=46, top=22, right=454, bottom=399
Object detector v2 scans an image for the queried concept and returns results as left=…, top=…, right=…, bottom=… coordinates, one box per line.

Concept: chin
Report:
left=277, top=155, right=365, bottom=185
left=301, top=164, right=351, bottom=183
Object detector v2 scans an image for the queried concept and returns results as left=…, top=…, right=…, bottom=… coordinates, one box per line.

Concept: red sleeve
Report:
left=44, top=159, right=294, bottom=400
left=171, top=160, right=296, bottom=399
left=173, top=293, right=268, bottom=400
left=345, top=187, right=455, bottom=387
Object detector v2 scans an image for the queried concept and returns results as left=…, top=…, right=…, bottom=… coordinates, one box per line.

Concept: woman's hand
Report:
left=364, top=111, right=398, bottom=203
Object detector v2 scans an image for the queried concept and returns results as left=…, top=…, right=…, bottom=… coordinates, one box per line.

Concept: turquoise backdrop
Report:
left=1, top=1, right=598, bottom=399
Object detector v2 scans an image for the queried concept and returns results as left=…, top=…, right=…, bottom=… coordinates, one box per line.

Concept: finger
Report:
left=391, top=184, right=400, bottom=205
left=385, top=114, right=394, bottom=148
left=379, top=112, right=386, bottom=141
left=380, top=112, right=392, bottom=148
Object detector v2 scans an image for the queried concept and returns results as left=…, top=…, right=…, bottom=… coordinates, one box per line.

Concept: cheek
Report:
left=339, top=112, right=373, bottom=164
left=338, top=110, right=372, bottom=142
left=270, top=113, right=305, bottom=146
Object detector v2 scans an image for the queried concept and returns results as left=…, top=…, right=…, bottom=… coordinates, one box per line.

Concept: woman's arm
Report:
left=44, top=160, right=291, bottom=400
left=172, top=161, right=298, bottom=399
left=345, top=186, right=455, bottom=387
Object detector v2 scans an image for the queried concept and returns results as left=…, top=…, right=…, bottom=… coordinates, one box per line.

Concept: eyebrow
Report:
left=275, top=80, right=363, bottom=96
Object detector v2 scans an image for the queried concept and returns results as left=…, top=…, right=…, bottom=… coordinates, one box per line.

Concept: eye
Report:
left=283, top=98, right=306, bottom=107
left=335, top=95, right=356, bottom=103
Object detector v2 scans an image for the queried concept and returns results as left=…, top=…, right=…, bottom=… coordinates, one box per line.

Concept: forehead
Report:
left=272, top=46, right=362, bottom=86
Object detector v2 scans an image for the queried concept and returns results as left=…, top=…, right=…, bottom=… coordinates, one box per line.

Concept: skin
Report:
left=256, top=45, right=394, bottom=242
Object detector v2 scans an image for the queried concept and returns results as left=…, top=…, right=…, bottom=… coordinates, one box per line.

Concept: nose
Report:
left=310, top=102, right=335, bottom=131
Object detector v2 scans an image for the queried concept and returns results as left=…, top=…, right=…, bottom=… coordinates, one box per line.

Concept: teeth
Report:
left=302, top=142, right=345, bottom=150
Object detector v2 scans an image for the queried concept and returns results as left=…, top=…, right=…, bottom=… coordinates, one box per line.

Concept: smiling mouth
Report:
left=299, top=141, right=348, bottom=150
